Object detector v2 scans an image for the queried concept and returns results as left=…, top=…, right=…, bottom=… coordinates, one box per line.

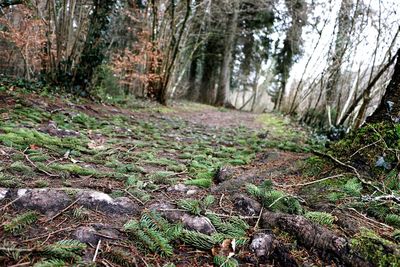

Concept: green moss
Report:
left=147, top=171, right=176, bottom=185
left=185, top=178, right=212, bottom=188
left=49, top=163, right=99, bottom=176
left=302, top=156, right=326, bottom=177
left=385, top=214, right=400, bottom=228
left=9, top=161, right=33, bottom=174
left=0, top=127, right=90, bottom=155
left=0, top=173, right=21, bottom=187
left=351, top=228, right=400, bottom=266
left=35, top=180, right=49, bottom=188
left=304, top=211, right=335, bottom=227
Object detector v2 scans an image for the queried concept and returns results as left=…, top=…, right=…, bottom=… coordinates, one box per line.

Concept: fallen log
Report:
left=262, top=211, right=372, bottom=267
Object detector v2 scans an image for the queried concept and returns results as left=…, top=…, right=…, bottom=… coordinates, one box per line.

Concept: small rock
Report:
left=181, top=214, right=216, bottom=234
left=186, top=189, right=198, bottom=195
left=250, top=233, right=274, bottom=257
left=77, top=190, right=139, bottom=215
left=214, top=166, right=235, bottom=184
left=15, top=189, right=72, bottom=216
left=167, top=184, right=198, bottom=193
left=0, top=188, right=9, bottom=201
left=234, top=194, right=262, bottom=216
left=73, top=226, right=99, bottom=245
left=150, top=203, right=216, bottom=234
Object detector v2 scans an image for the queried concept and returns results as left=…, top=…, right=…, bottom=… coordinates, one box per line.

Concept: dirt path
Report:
left=1, top=91, right=387, bottom=266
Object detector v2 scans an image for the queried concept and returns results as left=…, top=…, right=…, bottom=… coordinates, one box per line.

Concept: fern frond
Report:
left=177, top=199, right=202, bottom=215
left=103, top=248, right=136, bottom=267
left=33, top=259, right=66, bottom=267
left=305, top=211, right=335, bottom=227
left=184, top=178, right=212, bottom=188
left=206, top=214, right=246, bottom=238
left=344, top=178, right=362, bottom=196
left=246, top=184, right=262, bottom=198
left=385, top=214, right=400, bottom=228
left=4, top=211, right=38, bottom=234
left=202, top=195, right=215, bottom=209
left=213, top=255, right=239, bottom=267
left=228, top=217, right=250, bottom=231
left=180, top=230, right=216, bottom=250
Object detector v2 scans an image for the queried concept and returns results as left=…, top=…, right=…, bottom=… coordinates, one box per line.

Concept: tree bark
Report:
left=71, top=0, right=116, bottom=95
left=366, top=48, right=400, bottom=123
left=262, top=211, right=372, bottom=266
left=215, top=0, right=239, bottom=107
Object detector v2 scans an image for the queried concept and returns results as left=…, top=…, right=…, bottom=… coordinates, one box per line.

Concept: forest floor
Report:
left=0, top=89, right=399, bottom=266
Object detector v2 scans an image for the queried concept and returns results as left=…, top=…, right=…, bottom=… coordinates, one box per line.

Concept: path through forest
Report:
left=0, top=90, right=384, bottom=266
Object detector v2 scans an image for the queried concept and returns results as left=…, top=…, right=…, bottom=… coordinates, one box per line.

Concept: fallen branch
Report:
left=312, top=150, right=384, bottom=194
left=262, top=211, right=372, bottom=266
left=93, top=239, right=101, bottom=262
left=0, top=195, right=23, bottom=211
left=46, top=198, right=80, bottom=222
left=24, top=153, right=59, bottom=177
left=277, top=174, right=346, bottom=188
left=123, top=189, right=145, bottom=205
left=346, top=207, right=393, bottom=230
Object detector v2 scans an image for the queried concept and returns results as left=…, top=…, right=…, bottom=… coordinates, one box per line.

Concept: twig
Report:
left=346, top=207, right=393, bottom=230
left=24, top=153, right=58, bottom=177
left=276, top=174, right=346, bottom=187
left=23, top=227, right=74, bottom=243
left=219, top=193, right=231, bottom=213
left=93, top=239, right=101, bottom=262
left=253, top=206, right=264, bottom=230
left=312, top=150, right=384, bottom=194
left=0, top=195, right=23, bottom=211
left=46, top=198, right=80, bottom=222
left=205, top=211, right=258, bottom=219
left=268, top=196, right=287, bottom=208
left=123, top=189, right=145, bottom=205
left=94, top=232, right=120, bottom=240
left=350, top=140, right=382, bottom=158
left=312, top=150, right=361, bottom=177
left=8, top=262, right=31, bottom=267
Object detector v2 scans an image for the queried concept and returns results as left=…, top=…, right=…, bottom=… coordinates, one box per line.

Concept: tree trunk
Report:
left=262, top=211, right=372, bottom=266
left=71, top=0, right=116, bottom=95
left=186, top=54, right=199, bottom=100
left=199, top=37, right=221, bottom=104
left=325, top=0, right=353, bottom=125
left=215, top=0, right=239, bottom=107
left=366, top=48, right=400, bottom=123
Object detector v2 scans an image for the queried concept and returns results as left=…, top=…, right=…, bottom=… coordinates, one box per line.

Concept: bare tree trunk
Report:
left=325, top=0, right=355, bottom=126
left=339, top=49, right=399, bottom=126
left=215, top=0, right=239, bottom=107
left=366, top=48, right=400, bottom=123
left=72, top=0, right=116, bottom=94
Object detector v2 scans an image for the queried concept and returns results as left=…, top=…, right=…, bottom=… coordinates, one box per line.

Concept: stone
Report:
left=73, top=226, right=99, bottom=245
left=250, top=233, right=274, bottom=257
left=15, top=188, right=72, bottom=215
left=77, top=190, right=139, bottom=215
left=73, top=224, right=122, bottom=245
left=150, top=203, right=216, bottom=234
left=0, top=188, right=9, bottom=201
left=167, top=184, right=198, bottom=194
left=233, top=194, right=262, bottom=216
left=214, top=166, right=235, bottom=184
left=181, top=214, right=216, bottom=234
